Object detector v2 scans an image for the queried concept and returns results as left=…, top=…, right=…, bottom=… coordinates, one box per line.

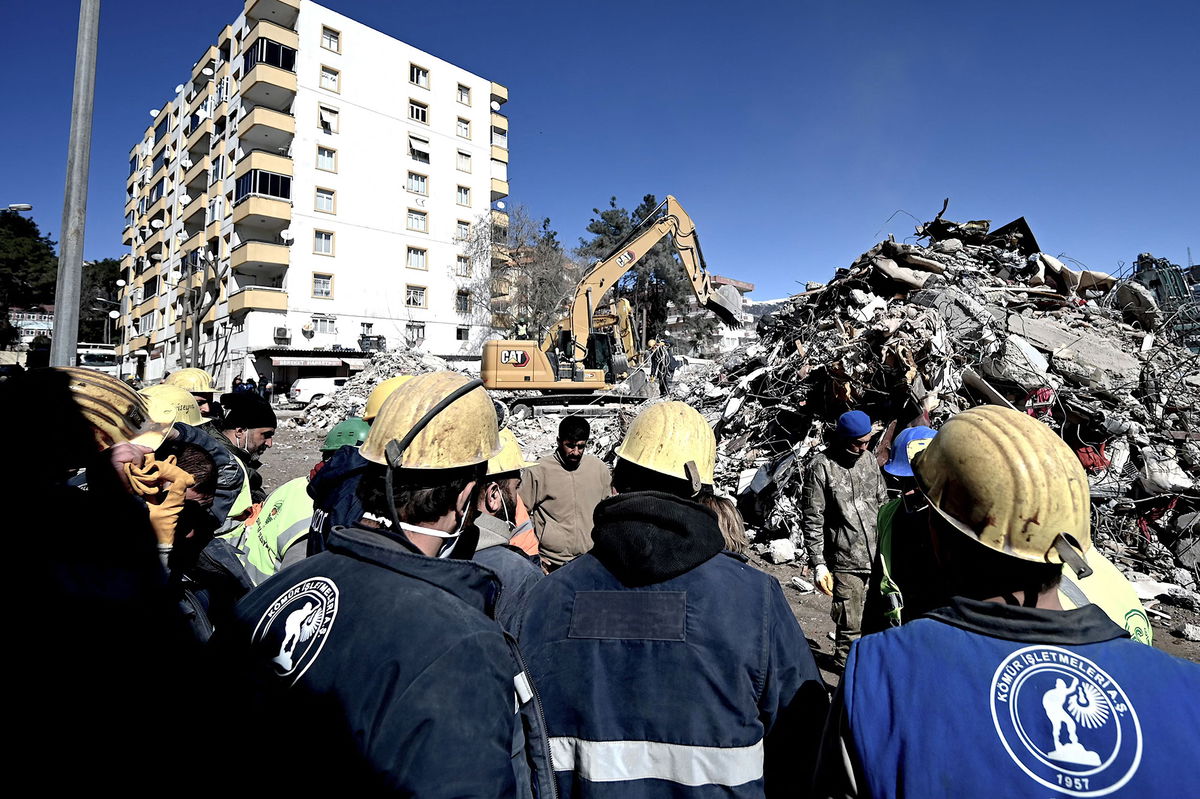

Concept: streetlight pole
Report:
left=49, top=0, right=101, bottom=368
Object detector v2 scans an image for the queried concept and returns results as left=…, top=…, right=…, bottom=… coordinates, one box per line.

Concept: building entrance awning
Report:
left=342, top=357, right=369, bottom=370
left=271, top=356, right=344, bottom=367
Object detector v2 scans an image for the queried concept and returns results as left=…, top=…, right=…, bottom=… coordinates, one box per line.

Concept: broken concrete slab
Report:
left=767, top=538, right=797, bottom=564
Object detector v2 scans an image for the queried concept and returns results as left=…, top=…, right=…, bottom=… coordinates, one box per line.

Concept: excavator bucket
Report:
left=705, top=284, right=744, bottom=327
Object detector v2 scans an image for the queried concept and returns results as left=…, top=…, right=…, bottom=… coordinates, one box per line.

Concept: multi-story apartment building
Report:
left=118, top=0, right=509, bottom=388
left=664, top=275, right=756, bottom=357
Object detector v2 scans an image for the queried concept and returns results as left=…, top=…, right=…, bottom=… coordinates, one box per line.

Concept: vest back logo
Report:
left=251, top=577, right=340, bottom=685
left=990, top=645, right=1141, bottom=797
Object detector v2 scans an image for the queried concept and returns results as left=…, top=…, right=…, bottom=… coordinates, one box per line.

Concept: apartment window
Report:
left=315, top=187, right=335, bottom=213
left=234, top=169, right=291, bottom=203
left=321, top=27, right=340, bottom=53
left=406, top=209, right=427, bottom=232
left=456, top=186, right=471, bottom=206
left=456, top=151, right=472, bottom=174
left=361, top=322, right=373, bottom=335
left=406, top=246, right=427, bottom=270
left=320, top=65, right=340, bottom=92
left=318, top=104, right=339, bottom=133
left=405, top=322, right=425, bottom=343
left=457, top=84, right=471, bottom=105
left=312, top=316, right=336, bottom=334
left=456, top=118, right=471, bottom=138
left=128, top=155, right=138, bottom=176
left=409, top=135, right=430, bottom=164
left=492, top=126, right=508, bottom=149
left=456, top=326, right=470, bottom=341
left=410, top=64, right=430, bottom=88
left=455, top=220, right=470, bottom=241
left=456, top=255, right=471, bottom=277
left=154, top=117, right=168, bottom=144
left=314, top=230, right=334, bottom=255
left=455, top=291, right=470, bottom=314
left=312, top=273, right=333, bottom=298
left=317, top=145, right=337, bottom=171
left=405, top=286, right=426, bottom=308
left=242, top=38, right=297, bottom=73
left=406, top=171, right=428, bottom=195
left=409, top=100, right=428, bottom=124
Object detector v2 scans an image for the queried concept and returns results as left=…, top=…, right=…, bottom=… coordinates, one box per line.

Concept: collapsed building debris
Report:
left=669, top=209, right=1199, bottom=607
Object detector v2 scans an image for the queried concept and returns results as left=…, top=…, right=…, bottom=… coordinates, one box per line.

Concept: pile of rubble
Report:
left=679, top=210, right=1199, bottom=605
left=288, top=348, right=461, bottom=429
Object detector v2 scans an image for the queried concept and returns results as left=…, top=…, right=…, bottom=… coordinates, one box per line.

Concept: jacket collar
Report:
left=589, top=491, right=724, bottom=587
left=328, top=525, right=500, bottom=617
left=925, top=596, right=1130, bottom=646
left=474, top=513, right=513, bottom=551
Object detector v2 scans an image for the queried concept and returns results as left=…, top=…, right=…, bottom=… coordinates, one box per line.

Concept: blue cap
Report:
left=884, top=426, right=937, bottom=477
left=835, top=410, right=873, bottom=439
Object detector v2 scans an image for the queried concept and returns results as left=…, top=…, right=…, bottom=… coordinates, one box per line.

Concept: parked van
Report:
left=288, top=377, right=347, bottom=405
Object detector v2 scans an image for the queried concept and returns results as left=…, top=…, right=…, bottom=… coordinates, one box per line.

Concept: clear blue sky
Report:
left=2, top=0, right=1196, bottom=299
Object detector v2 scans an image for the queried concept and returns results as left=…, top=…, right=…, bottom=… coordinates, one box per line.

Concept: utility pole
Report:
left=50, top=0, right=100, bottom=367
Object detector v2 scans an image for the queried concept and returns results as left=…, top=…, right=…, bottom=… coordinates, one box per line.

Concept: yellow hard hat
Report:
left=614, top=401, right=715, bottom=490
left=140, top=383, right=204, bottom=426
left=486, top=428, right=535, bottom=477
left=363, top=374, right=414, bottom=422
left=360, top=371, right=501, bottom=469
left=57, top=367, right=173, bottom=451
left=648, top=339, right=658, bottom=347
left=164, top=367, right=216, bottom=394
left=913, top=405, right=1090, bottom=565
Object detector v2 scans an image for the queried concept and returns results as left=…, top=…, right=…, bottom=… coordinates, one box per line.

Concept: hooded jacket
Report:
left=474, top=512, right=544, bottom=631
left=305, top=444, right=370, bottom=556
left=515, top=491, right=828, bottom=798
left=220, top=524, right=556, bottom=796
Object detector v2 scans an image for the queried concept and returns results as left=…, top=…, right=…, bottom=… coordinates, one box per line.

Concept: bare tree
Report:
left=460, top=205, right=579, bottom=339
left=176, top=248, right=228, bottom=369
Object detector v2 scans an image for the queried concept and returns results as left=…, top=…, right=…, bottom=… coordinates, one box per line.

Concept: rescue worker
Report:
left=473, top=428, right=544, bottom=629
left=516, top=401, right=828, bottom=797
left=519, top=415, right=611, bottom=571
left=864, top=425, right=1154, bottom=643
left=306, top=376, right=411, bottom=555
left=215, top=390, right=276, bottom=503
left=221, top=372, right=554, bottom=795
left=812, top=406, right=1200, bottom=798
left=163, top=367, right=220, bottom=424
left=801, top=409, right=888, bottom=671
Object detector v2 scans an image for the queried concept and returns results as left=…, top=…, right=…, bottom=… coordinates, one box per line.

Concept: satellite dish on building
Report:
left=180, top=156, right=193, bottom=169
left=179, top=193, right=192, bottom=205
left=490, top=100, right=500, bottom=111
left=279, top=229, right=294, bottom=243
left=495, top=201, right=506, bottom=210
left=149, top=109, right=159, bottom=117
left=174, top=84, right=185, bottom=94
left=302, top=322, right=315, bottom=333
left=150, top=219, right=165, bottom=229
left=202, top=67, right=214, bottom=76
left=116, top=279, right=126, bottom=287
left=108, top=310, right=121, bottom=320
left=151, top=253, right=165, bottom=262
left=168, top=269, right=182, bottom=284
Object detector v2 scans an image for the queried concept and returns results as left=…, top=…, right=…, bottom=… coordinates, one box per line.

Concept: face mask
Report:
left=395, top=495, right=472, bottom=559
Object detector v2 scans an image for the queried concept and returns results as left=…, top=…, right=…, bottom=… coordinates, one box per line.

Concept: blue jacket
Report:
left=515, top=491, right=828, bottom=798
left=220, top=524, right=556, bottom=796
left=474, top=512, right=544, bottom=632
left=305, top=444, right=369, bottom=556
left=815, top=597, right=1200, bottom=798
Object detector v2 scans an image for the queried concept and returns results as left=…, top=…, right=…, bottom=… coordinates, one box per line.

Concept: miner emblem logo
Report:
left=251, top=577, right=340, bottom=685
left=991, top=645, right=1142, bottom=796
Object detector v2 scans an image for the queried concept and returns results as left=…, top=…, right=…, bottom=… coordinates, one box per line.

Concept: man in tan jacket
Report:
left=519, top=416, right=611, bottom=571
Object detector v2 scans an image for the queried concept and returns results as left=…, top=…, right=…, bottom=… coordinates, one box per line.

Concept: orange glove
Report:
left=815, top=564, right=835, bottom=597
left=125, top=454, right=196, bottom=547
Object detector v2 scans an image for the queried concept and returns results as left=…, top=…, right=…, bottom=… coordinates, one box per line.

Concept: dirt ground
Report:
left=259, top=419, right=1200, bottom=684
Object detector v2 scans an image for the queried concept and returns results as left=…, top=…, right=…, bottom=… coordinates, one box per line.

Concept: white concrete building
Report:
left=664, top=275, right=757, bottom=357
left=118, top=0, right=509, bottom=388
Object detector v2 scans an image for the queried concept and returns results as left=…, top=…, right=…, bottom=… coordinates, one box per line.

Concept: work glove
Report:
left=125, top=454, right=196, bottom=548
left=814, top=564, right=835, bottom=596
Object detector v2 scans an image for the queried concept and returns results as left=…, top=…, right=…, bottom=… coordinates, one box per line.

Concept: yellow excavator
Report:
left=481, top=195, right=741, bottom=413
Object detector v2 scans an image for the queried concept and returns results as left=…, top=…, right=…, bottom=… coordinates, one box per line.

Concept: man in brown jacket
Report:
left=519, top=416, right=611, bottom=571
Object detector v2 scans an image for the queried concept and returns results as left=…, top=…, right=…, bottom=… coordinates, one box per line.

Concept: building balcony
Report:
left=180, top=194, right=207, bottom=226
left=244, top=0, right=299, bottom=29
left=245, top=18, right=299, bottom=51
left=490, top=82, right=508, bottom=106
left=146, top=196, right=168, bottom=221
left=128, top=334, right=150, bottom=352
left=231, top=240, right=290, bottom=275
left=240, top=63, right=297, bottom=112
left=239, top=106, right=294, bottom=152
left=233, top=195, right=291, bottom=227
left=183, top=154, right=210, bottom=190
left=491, top=111, right=508, bottom=131
left=186, top=118, right=213, bottom=153
left=491, top=178, right=510, bottom=202
left=122, top=225, right=135, bottom=246
left=148, top=159, right=168, bottom=186
left=206, top=218, right=222, bottom=239
left=190, top=46, right=218, bottom=83
left=236, top=149, right=293, bottom=179
left=491, top=144, right=508, bottom=162
left=182, top=229, right=204, bottom=253
left=135, top=294, right=158, bottom=317
left=228, top=285, right=288, bottom=315
left=144, top=227, right=165, bottom=253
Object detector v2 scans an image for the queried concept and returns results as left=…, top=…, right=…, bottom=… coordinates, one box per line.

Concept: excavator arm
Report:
left=552, top=195, right=741, bottom=365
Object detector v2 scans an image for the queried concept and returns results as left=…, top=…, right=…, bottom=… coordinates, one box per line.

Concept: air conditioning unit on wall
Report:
left=273, top=326, right=290, bottom=340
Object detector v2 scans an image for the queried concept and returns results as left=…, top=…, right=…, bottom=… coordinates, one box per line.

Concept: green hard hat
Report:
left=323, top=417, right=370, bottom=452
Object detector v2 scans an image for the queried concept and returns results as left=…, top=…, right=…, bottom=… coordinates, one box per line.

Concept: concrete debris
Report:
left=1176, top=622, right=1200, bottom=642
left=767, top=538, right=797, bottom=565
left=788, top=576, right=815, bottom=594
left=665, top=207, right=1198, bottom=583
